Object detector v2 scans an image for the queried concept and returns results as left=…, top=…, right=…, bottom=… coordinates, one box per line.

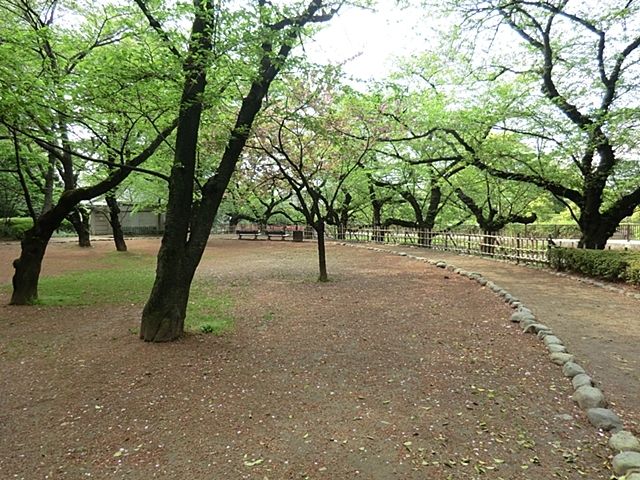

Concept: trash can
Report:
left=292, top=230, right=303, bottom=242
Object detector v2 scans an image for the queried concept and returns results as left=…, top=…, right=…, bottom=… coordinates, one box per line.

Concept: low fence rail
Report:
left=332, top=228, right=552, bottom=265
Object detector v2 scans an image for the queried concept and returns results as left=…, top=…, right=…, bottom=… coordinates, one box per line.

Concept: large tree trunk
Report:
left=67, top=206, right=91, bottom=247
left=10, top=216, right=59, bottom=304
left=105, top=193, right=127, bottom=252
left=577, top=214, right=617, bottom=249
left=481, top=231, right=497, bottom=255
left=11, top=236, right=48, bottom=305
left=140, top=2, right=214, bottom=342
left=140, top=251, right=193, bottom=341
left=140, top=0, right=335, bottom=341
left=372, top=201, right=384, bottom=243
left=316, top=221, right=328, bottom=282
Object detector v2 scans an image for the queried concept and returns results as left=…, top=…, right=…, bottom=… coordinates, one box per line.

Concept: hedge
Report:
left=548, top=247, right=640, bottom=285
left=0, top=217, right=74, bottom=240
left=0, top=218, right=34, bottom=240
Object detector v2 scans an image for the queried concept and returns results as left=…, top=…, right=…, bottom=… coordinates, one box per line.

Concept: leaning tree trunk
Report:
left=140, top=0, right=330, bottom=341
left=140, top=246, right=194, bottom=341
left=316, top=221, right=328, bottom=282
left=67, top=206, right=91, bottom=247
left=140, top=0, right=215, bottom=342
left=11, top=235, right=49, bottom=305
left=10, top=216, right=60, bottom=304
left=105, top=193, right=127, bottom=252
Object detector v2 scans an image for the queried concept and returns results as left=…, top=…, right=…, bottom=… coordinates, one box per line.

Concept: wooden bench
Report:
left=266, top=230, right=289, bottom=240
left=237, top=230, right=260, bottom=240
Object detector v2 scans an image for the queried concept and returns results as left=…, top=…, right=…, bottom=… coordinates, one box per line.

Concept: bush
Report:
left=0, top=217, right=34, bottom=240
left=548, top=247, right=640, bottom=285
left=0, top=217, right=77, bottom=240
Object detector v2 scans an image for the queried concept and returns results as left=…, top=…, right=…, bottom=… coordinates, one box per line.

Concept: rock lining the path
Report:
left=586, top=408, right=623, bottom=431
left=543, top=335, right=563, bottom=346
left=573, top=386, right=607, bottom=409
left=612, top=451, right=640, bottom=476
left=572, top=374, right=593, bottom=389
left=547, top=344, right=567, bottom=353
left=550, top=352, right=574, bottom=365
left=609, top=431, right=640, bottom=453
left=562, top=361, right=585, bottom=377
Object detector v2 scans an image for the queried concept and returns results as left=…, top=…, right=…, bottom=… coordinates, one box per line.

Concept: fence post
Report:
left=516, top=234, right=521, bottom=264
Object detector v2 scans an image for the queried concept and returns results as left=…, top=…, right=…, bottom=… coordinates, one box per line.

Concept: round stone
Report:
left=562, top=362, right=585, bottom=377
left=586, top=408, right=623, bottom=431
left=571, top=374, right=593, bottom=389
left=612, top=451, right=640, bottom=476
left=573, top=386, right=606, bottom=409
left=609, top=431, right=640, bottom=453
left=550, top=352, right=574, bottom=365
left=523, top=323, right=550, bottom=334
left=511, top=310, right=535, bottom=323
left=548, top=344, right=567, bottom=353
left=544, top=335, right=563, bottom=346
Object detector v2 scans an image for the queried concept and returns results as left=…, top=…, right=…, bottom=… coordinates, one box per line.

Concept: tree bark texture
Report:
left=67, top=206, right=91, bottom=247
left=140, top=0, right=333, bottom=341
left=140, top=1, right=215, bottom=341
left=10, top=211, right=61, bottom=304
left=105, top=193, right=127, bottom=252
left=316, top=222, right=328, bottom=282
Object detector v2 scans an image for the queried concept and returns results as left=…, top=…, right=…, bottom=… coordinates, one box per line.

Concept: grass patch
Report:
left=31, top=251, right=235, bottom=335
left=186, top=286, right=234, bottom=335
left=37, top=252, right=155, bottom=305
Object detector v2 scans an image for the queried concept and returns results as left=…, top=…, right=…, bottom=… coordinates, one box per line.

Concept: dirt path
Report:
left=0, top=238, right=630, bottom=479
left=369, top=243, right=640, bottom=432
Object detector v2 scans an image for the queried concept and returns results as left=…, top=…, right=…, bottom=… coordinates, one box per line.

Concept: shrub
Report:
left=548, top=247, right=640, bottom=285
left=0, top=217, right=34, bottom=239
left=0, top=217, right=78, bottom=239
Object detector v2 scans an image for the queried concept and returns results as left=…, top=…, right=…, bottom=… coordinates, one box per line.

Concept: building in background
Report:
left=89, top=203, right=165, bottom=236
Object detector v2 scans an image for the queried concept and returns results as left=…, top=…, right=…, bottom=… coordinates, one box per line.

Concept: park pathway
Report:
left=368, top=243, right=640, bottom=431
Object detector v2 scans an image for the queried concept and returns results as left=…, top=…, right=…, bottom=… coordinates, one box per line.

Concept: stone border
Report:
left=338, top=242, right=640, bottom=478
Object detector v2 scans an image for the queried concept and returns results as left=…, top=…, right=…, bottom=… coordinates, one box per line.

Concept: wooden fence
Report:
left=332, top=228, right=552, bottom=265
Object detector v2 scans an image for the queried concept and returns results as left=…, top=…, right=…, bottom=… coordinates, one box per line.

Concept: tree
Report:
left=448, top=0, right=640, bottom=248
left=104, top=191, right=128, bottom=252
left=448, top=167, right=537, bottom=251
left=138, top=0, right=344, bottom=342
left=371, top=165, right=449, bottom=246
left=223, top=160, right=295, bottom=230
left=1, top=1, right=178, bottom=304
left=254, top=74, right=372, bottom=281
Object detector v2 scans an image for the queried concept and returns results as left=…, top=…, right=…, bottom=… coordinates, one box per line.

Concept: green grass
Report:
left=37, top=251, right=155, bottom=305
left=32, top=251, right=234, bottom=335
left=187, top=288, right=234, bottom=334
